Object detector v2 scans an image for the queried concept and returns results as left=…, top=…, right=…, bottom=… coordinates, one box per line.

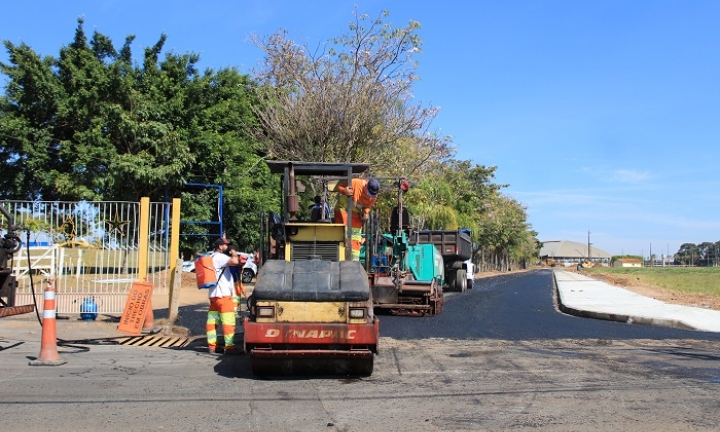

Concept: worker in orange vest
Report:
left=334, top=177, right=380, bottom=261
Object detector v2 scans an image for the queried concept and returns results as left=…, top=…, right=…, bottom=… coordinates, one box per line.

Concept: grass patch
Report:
left=584, top=267, right=720, bottom=297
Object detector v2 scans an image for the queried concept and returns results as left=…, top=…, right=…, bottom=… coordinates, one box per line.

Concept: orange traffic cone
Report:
left=29, top=279, right=67, bottom=366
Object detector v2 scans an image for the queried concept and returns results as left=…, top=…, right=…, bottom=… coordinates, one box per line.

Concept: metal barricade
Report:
left=0, top=200, right=175, bottom=314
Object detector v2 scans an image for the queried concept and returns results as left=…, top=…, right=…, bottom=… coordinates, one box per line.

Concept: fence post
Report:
left=168, top=258, right=183, bottom=324
left=168, top=198, right=181, bottom=306
left=137, top=197, right=150, bottom=282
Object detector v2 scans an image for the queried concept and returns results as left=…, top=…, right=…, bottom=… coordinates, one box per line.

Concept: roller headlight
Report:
left=257, top=307, right=275, bottom=318
left=349, top=308, right=366, bottom=319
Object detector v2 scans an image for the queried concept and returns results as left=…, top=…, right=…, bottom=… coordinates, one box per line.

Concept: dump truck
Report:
left=409, top=229, right=474, bottom=292
left=244, top=161, right=379, bottom=376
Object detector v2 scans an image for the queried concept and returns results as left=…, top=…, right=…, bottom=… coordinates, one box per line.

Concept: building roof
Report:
left=540, top=240, right=612, bottom=259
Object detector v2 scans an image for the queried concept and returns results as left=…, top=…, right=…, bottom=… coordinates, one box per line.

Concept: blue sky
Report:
left=2, top=0, right=719, bottom=257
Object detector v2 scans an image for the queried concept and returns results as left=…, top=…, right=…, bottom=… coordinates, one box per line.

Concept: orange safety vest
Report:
left=335, top=178, right=377, bottom=216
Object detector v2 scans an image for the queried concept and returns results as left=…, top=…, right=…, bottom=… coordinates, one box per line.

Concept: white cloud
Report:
left=578, top=166, right=652, bottom=184
left=610, top=169, right=651, bottom=183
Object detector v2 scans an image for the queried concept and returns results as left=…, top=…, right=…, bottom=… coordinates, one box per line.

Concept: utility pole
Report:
left=587, top=231, right=591, bottom=263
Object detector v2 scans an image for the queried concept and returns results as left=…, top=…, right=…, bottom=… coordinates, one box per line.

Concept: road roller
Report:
left=244, top=161, right=379, bottom=376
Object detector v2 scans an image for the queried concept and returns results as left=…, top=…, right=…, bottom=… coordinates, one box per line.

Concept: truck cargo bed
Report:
left=408, top=230, right=472, bottom=261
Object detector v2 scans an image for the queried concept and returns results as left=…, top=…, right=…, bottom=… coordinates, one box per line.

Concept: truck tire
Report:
left=467, top=277, right=474, bottom=289
left=446, top=271, right=456, bottom=292
left=455, top=269, right=467, bottom=292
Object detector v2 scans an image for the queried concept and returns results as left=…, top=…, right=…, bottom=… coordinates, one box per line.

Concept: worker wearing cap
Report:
left=206, top=237, right=242, bottom=355
left=334, top=177, right=380, bottom=261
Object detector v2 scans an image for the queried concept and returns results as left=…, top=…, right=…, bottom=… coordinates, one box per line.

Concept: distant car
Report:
left=182, top=260, right=196, bottom=273
left=182, top=252, right=257, bottom=284
left=238, top=252, right=258, bottom=283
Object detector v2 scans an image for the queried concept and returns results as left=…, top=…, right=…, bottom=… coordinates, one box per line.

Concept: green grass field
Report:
left=584, top=267, right=720, bottom=297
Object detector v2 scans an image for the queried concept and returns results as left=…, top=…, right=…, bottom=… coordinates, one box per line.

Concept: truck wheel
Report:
left=446, top=271, right=456, bottom=292
left=467, top=278, right=474, bottom=289
left=455, top=269, right=467, bottom=292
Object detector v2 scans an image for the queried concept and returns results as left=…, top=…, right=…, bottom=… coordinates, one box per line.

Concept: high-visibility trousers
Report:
left=334, top=209, right=363, bottom=261
left=206, top=296, right=236, bottom=350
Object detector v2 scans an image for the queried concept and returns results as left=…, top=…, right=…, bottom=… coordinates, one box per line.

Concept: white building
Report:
left=613, top=258, right=642, bottom=268
left=540, top=240, right=612, bottom=266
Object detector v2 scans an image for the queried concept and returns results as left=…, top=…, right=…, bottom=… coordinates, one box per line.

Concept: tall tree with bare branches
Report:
left=250, top=9, right=451, bottom=175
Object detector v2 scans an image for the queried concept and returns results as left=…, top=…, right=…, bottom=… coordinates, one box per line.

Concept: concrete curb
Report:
left=552, top=269, right=707, bottom=332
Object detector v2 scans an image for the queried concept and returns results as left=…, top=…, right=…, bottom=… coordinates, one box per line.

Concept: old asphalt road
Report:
left=2, top=269, right=720, bottom=431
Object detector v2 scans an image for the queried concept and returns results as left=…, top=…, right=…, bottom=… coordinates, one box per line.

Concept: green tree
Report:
left=676, top=243, right=698, bottom=266
left=401, top=159, right=505, bottom=244
left=476, top=195, right=535, bottom=271
left=0, top=41, right=58, bottom=199
left=1, top=18, right=272, bottom=253
left=697, top=241, right=715, bottom=266
left=0, top=19, right=195, bottom=200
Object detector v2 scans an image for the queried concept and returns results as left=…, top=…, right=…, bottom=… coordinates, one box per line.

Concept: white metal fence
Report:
left=1, top=200, right=173, bottom=314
